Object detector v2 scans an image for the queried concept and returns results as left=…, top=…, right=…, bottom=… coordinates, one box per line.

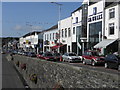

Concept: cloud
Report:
left=31, top=26, right=43, bottom=30
left=14, top=25, right=22, bottom=30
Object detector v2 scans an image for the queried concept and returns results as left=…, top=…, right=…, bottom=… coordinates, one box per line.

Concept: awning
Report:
left=51, top=45, right=65, bottom=49
left=94, top=39, right=117, bottom=48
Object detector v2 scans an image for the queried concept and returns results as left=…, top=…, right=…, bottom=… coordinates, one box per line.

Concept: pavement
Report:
left=2, top=53, right=26, bottom=89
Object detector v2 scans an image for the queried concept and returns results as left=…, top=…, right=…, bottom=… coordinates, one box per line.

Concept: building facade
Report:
left=19, top=31, right=42, bottom=53
left=104, top=2, right=120, bottom=54
left=71, top=4, right=88, bottom=55
left=58, top=17, right=72, bottom=54
left=43, top=25, right=58, bottom=52
left=87, top=0, right=105, bottom=49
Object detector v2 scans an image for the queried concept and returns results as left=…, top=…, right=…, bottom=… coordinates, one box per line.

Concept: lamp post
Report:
left=51, top=2, right=62, bottom=53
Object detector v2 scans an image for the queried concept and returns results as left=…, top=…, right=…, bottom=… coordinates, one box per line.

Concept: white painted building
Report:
left=19, top=31, right=42, bottom=53
left=72, top=3, right=88, bottom=55
left=58, top=17, right=72, bottom=53
left=87, top=0, right=105, bottom=49
left=89, top=0, right=120, bottom=55
left=43, top=25, right=58, bottom=52
left=105, top=2, right=120, bottom=39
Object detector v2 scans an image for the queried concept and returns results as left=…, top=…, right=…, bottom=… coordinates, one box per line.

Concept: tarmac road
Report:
left=2, top=53, right=27, bottom=89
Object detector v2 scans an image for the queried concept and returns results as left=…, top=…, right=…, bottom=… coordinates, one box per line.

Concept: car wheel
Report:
left=83, top=60, right=86, bottom=65
left=92, top=60, right=96, bottom=66
left=118, top=65, right=120, bottom=71
left=105, top=63, right=108, bottom=68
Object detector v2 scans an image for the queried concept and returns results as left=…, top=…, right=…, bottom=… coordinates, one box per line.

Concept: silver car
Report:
left=62, top=52, right=81, bottom=62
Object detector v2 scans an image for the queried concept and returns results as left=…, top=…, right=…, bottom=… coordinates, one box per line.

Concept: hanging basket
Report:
left=16, top=61, right=19, bottom=67
left=20, top=63, right=26, bottom=70
left=29, top=74, right=37, bottom=84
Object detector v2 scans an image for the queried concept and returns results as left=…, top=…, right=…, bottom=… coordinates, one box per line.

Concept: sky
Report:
left=2, top=1, right=83, bottom=37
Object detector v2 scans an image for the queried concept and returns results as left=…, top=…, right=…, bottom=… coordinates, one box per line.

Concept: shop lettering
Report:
left=88, top=14, right=102, bottom=22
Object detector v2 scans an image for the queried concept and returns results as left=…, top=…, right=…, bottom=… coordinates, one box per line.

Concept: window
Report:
left=47, top=34, right=49, bottom=40
left=73, top=27, right=75, bottom=34
left=62, top=29, right=64, bottom=38
left=50, top=33, right=51, bottom=40
left=109, top=23, right=114, bottom=35
left=89, top=21, right=102, bottom=47
left=68, top=46, right=70, bottom=52
left=109, top=8, right=115, bottom=19
left=65, top=28, right=67, bottom=37
left=68, top=28, right=71, bottom=37
left=53, top=33, right=54, bottom=40
left=76, top=17, right=78, bottom=23
left=45, top=34, right=46, bottom=40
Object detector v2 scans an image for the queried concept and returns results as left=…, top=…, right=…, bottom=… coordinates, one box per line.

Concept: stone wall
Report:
left=11, top=55, right=119, bottom=88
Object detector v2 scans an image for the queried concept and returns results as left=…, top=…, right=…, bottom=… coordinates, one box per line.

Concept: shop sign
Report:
left=88, top=7, right=103, bottom=22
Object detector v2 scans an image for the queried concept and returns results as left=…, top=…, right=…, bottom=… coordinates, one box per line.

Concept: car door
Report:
left=64, top=53, right=68, bottom=61
left=85, top=52, right=92, bottom=64
left=62, top=53, right=66, bottom=61
left=106, top=55, right=116, bottom=68
left=110, top=55, right=118, bottom=68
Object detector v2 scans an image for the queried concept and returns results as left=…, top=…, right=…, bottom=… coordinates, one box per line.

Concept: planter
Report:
left=29, top=74, right=37, bottom=84
left=16, top=61, right=19, bottom=67
left=20, top=63, right=26, bottom=70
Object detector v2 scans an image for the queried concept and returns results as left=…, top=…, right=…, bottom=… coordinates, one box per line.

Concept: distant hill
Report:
left=0, top=37, right=19, bottom=46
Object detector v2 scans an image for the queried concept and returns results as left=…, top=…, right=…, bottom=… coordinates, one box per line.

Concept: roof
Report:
left=43, top=24, right=58, bottom=32
left=105, top=1, right=120, bottom=9
left=22, top=31, right=41, bottom=38
left=71, top=6, right=82, bottom=14
left=94, top=39, right=117, bottom=48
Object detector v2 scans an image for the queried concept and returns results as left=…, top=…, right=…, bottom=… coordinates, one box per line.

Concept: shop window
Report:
left=68, top=46, right=70, bottom=52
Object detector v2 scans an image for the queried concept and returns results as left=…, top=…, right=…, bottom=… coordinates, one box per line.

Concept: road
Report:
left=2, top=54, right=27, bottom=89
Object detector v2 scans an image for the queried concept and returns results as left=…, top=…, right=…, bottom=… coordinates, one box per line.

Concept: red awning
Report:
left=51, top=45, right=64, bottom=49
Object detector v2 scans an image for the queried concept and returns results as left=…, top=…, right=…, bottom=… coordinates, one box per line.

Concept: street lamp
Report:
left=51, top=2, right=62, bottom=53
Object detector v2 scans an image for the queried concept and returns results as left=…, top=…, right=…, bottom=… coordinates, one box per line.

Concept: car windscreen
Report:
left=39, top=52, right=43, bottom=54
left=31, top=52, right=35, bottom=54
left=91, top=52, right=99, bottom=56
left=54, top=53, right=60, bottom=56
left=46, top=53, right=53, bottom=56
left=69, top=53, right=76, bottom=56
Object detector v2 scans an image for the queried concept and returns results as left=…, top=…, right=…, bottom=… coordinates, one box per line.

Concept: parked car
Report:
left=62, top=52, right=81, bottom=62
left=53, top=53, right=62, bottom=61
left=17, top=51, right=23, bottom=55
left=22, top=52, right=29, bottom=56
left=36, top=52, right=43, bottom=58
left=104, top=54, right=120, bottom=70
left=28, top=52, right=36, bottom=57
left=82, top=50, right=105, bottom=66
left=12, top=50, right=18, bottom=55
left=39, top=52, right=55, bottom=61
